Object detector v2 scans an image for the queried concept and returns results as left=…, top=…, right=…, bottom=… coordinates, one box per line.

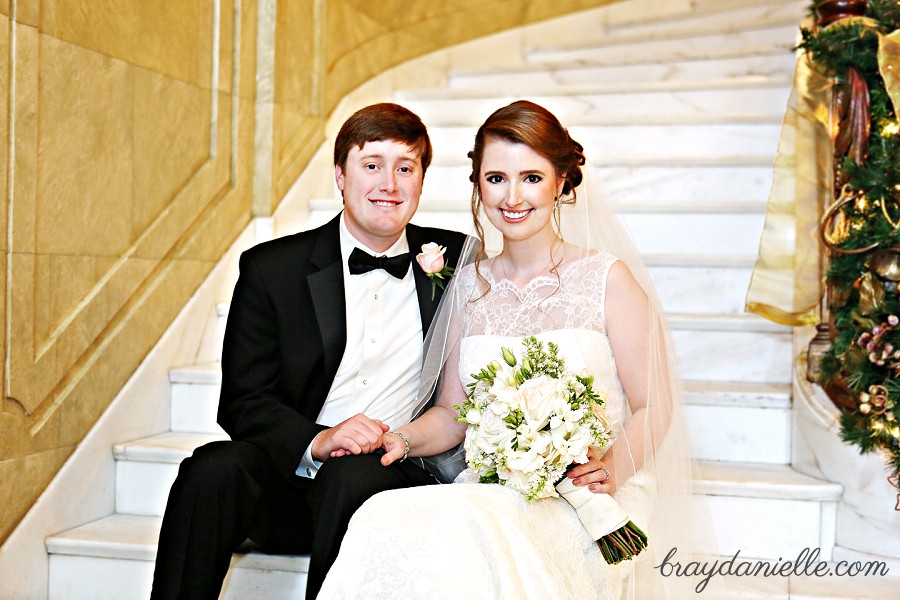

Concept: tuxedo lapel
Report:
left=308, top=216, right=346, bottom=379
left=406, top=225, right=439, bottom=337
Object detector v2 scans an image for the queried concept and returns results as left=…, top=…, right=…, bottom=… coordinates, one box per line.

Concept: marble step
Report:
left=150, top=375, right=789, bottom=517
left=47, top=513, right=900, bottom=600
left=597, top=0, right=806, bottom=40
left=170, top=364, right=224, bottom=435
left=113, top=432, right=225, bottom=516
left=401, top=77, right=793, bottom=121
left=645, top=254, right=757, bottom=316
left=421, top=159, right=776, bottom=204
left=670, top=314, right=792, bottom=384
left=447, top=51, right=798, bottom=91
left=685, top=381, right=791, bottom=464
left=427, top=120, right=783, bottom=165
left=46, top=514, right=308, bottom=600
left=695, top=462, right=841, bottom=560
left=49, top=461, right=839, bottom=598
left=525, top=24, right=800, bottom=67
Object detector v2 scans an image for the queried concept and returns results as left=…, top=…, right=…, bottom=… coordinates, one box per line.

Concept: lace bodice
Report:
left=457, top=252, right=629, bottom=430
left=458, top=251, right=617, bottom=338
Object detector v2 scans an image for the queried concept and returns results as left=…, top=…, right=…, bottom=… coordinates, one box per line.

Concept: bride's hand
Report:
left=567, top=447, right=615, bottom=494
left=379, top=432, right=408, bottom=467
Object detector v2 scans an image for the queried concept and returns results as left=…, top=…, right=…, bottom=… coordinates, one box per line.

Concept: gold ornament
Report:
left=878, top=31, right=900, bottom=121
left=857, top=272, right=885, bottom=314
left=821, top=185, right=879, bottom=253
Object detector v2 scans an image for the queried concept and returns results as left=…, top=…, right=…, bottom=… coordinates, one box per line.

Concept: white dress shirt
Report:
left=298, top=215, right=423, bottom=477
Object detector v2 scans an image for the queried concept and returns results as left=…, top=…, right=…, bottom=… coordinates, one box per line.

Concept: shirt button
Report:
left=374, top=294, right=379, bottom=300
left=370, top=338, right=376, bottom=343
left=362, top=380, right=368, bottom=386
left=306, top=468, right=312, bottom=477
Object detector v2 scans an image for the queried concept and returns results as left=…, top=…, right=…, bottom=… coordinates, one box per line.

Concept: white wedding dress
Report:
left=318, top=253, right=653, bottom=600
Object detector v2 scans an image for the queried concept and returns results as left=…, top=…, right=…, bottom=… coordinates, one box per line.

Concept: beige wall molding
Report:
left=0, top=0, right=258, bottom=544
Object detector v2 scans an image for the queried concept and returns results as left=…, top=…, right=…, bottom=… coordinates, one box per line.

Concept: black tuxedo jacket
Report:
left=218, top=214, right=468, bottom=480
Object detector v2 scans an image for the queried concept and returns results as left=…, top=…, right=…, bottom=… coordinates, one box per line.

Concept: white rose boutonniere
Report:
left=416, top=242, right=456, bottom=300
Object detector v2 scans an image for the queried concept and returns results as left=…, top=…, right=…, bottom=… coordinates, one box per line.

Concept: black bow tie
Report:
left=348, top=247, right=410, bottom=279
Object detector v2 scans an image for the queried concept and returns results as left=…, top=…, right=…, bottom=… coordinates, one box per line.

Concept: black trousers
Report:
left=149, top=440, right=434, bottom=600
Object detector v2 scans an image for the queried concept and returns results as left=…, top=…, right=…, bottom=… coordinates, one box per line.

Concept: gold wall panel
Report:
left=1, top=0, right=257, bottom=544
left=41, top=0, right=212, bottom=88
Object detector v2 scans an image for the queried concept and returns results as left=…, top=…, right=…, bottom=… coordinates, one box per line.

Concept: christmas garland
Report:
left=801, top=1, right=900, bottom=504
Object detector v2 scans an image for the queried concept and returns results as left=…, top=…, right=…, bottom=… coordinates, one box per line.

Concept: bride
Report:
left=318, top=101, right=705, bottom=599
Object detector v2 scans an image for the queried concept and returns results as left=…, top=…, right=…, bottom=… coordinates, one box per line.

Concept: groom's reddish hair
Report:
left=333, top=103, right=432, bottom=176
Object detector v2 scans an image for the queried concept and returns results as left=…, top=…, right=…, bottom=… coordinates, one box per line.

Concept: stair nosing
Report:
left=311, top=198, right=767, bottom=215
left=683, top=380, right=791, bottom=409
left=46, top=514, right=310, bottom=570
left=398, top=74, right=793, bottom=102
left=424, top=113, right=785, bottom=129
left=448, top=47, right=795, bottom=80
left=430, top=154, right=778, bottom=169
left=524, top=21, right=801, bottom=60
left=695, top=461, right=842, bottom=501
left=599, top=0, right=802, bottom=34
left=669, top=313, right=791, bottom=334
left=169, top=362, right=221, bottom=384
left=113, top=432, right=227, bottom=464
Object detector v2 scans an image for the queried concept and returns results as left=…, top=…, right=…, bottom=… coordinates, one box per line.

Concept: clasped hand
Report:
left=311, top=413, right=390, bottom=461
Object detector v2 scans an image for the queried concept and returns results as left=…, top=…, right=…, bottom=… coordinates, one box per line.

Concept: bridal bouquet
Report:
left=456, top=336, right=648, bottom=564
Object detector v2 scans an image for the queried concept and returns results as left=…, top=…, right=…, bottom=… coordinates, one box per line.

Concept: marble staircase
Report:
left=44, top=1, right=898, bottom=598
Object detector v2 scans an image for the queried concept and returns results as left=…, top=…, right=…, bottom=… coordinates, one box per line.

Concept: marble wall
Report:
left=0, top=0, right=620, bottom=547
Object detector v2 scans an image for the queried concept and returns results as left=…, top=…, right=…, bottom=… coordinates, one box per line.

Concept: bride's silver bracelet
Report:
left=390, top=430, right=409, bottom=462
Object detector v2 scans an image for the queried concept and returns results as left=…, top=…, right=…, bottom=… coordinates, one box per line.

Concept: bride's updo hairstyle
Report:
left=467, top=100, right=586, bottom=283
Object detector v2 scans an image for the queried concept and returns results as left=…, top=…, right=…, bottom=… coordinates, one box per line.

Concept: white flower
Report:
left=416, top=243, right=446, bottom=274
left=464, top=408, right=482, bottom=425
left=502, top=468, right=532, bottom=494
left=507, top=447, right=547, bottom=474
left=478, top=408, right=515, bottom=449
left=519, top=375, right=566, bottom=429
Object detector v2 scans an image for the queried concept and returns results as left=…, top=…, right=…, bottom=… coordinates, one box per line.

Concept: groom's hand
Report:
left=311, top=414, right=390, bottom=461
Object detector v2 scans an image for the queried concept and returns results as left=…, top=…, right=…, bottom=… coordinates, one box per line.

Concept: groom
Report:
left=150, top=103, right=468, bottom=600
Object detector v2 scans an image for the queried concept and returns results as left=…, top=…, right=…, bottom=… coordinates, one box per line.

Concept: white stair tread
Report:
left=545, top=3, right=803, bottom=49
left=170, top=362, right=221, bottom=384
left=432, top=154, right=777, bottom=168
left=433, top=112, right=783, bottom=128
left=113, top=432, right=225, bottom=463
left=644, top=254, right=757, bottom=268
left=309, top=197, right=766, bottom=215
left=113, top=435, right=832, bottom=504
left=46, top=514, right=309, bottom=571
left=400, top=74, right=791, bottom=101
left=684, top=380, right=790, bottom=408
left=604, top=0, right=803, bottom=35
left=695, top=462, right=842, bottom=501
left=669, top=313, right=789, bottom=333
left=526, top=24, right=800, bottom=66
left=450, top=46, right=792, bottom=79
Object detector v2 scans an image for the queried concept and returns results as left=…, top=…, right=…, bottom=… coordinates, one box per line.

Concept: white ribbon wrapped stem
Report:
left=555, top=476, right=629, bottom=540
